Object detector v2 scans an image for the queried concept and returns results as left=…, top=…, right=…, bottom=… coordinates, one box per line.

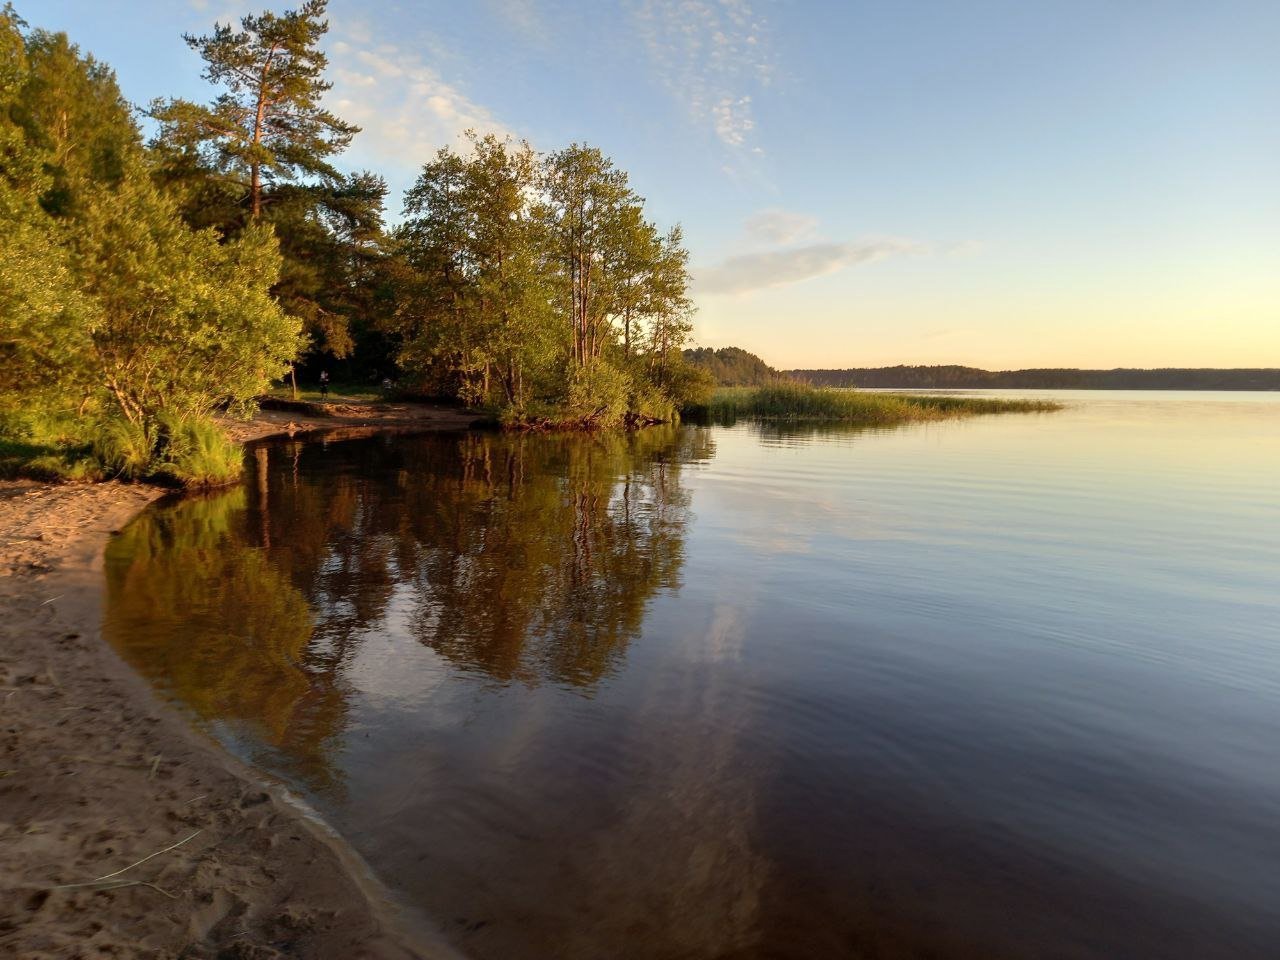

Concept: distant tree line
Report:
left=684, top=346, right=788, bottom=386
left=0, top=0, right=711, bottom=484
left=791, top=366, right=1280, bottom=391
left=687, top=350, right=1280, bottom=392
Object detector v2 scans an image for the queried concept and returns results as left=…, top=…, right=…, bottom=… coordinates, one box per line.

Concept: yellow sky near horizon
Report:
left=692, top=250, right=1280, bottom=370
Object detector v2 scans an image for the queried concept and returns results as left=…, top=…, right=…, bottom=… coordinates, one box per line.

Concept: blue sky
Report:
left=33, top=0, right=1280, bottom=368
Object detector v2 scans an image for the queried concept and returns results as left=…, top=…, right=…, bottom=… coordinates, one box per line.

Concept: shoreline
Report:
left=0, top=405, right=474, bottom=959
left=219, top=397, right=486, bottom=445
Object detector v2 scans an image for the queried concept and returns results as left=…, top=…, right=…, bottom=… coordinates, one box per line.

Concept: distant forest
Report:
left=789, top=366, right=1280, bottom=391
left=686, top=352, right=1280, bottom=391
left=683, top=346, right=784, bottom=386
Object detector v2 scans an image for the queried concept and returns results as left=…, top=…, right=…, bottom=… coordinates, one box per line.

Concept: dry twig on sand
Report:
left=46, top=828, right=204, bottom=895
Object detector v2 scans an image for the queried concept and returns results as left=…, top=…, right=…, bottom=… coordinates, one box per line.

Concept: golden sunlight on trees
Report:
left=396, top=135, right=705, bottom=427
left=1, top=0, right=707, bottom=485
left=0, top=5, right=297, bottom=484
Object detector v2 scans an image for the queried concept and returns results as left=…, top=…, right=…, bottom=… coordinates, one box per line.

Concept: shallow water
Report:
left=104, top=392, right=1280, bottom=959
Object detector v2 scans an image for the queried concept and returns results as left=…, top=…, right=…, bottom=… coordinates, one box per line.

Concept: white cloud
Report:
left=631, top=0, right=774, bottom=150
left=743, top=208, right=818, bottom=245
left=325, top=19, right=515, bottom=176
left=694, top=239, right=919, bottom=296
left=712, top=95, right=755, bottom=146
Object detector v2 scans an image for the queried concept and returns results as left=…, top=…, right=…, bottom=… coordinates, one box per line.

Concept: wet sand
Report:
left=0, top=403, right=476, bottom=959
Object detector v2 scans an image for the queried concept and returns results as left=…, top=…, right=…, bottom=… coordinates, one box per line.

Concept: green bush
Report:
left=1, top=410, right=99, bottom=481
left=19, top=452, right=101, bottom=482
left=664, top=358, right=716, bottom=414
left=564, top=360, right=631, bottom=428
left=627, top=382, right=677, bottom=424
left=91, top=417, right=153, bottom=479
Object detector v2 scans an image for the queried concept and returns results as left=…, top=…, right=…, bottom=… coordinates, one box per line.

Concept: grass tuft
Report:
left=149, top=414, right=244, bottom=487
left=1, top=410, right=243, bottom=487
left=92, top=418, right=153, bottom=478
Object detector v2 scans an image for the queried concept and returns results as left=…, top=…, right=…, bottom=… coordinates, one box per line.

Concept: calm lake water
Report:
left=104, top=392, right=1280, bottom=959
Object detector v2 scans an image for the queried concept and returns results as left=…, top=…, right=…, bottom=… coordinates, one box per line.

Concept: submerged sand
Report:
left=0, top=403, right=477, bottom=958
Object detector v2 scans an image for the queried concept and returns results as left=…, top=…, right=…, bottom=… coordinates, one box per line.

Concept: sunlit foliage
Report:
left=395, top=135, right=704, bottom=426
left=0, top=5, right=297, bottom=484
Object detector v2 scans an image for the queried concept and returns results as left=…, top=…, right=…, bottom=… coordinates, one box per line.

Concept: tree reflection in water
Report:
left=104, top=426, right=713, bottom=791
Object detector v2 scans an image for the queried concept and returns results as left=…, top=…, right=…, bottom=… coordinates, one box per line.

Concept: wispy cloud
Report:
left=698, top=207, right=925, bottom=295
left=484, top=0, right=547, bottom=41
left=942, top=239, right=987, bottom=258
left=743, top=208, right=817, bottom=245
left=326, top=21, right=514, bottom=172
left=695, top=238, right=918, bottom=296
left=631, top=0, right=773, bottom=150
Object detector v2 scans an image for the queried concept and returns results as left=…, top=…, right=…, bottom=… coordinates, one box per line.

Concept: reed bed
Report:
left=701, top=383, right=1060, bottom=424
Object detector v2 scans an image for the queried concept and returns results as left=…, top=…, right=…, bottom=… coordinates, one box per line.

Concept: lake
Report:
left=103, top=391, right=1280, bottom=959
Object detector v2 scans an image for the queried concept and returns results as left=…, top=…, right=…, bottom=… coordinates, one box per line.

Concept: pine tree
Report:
left=150, top=0, right=355, bottom=221
left=151, top=1, right=375, bottom=385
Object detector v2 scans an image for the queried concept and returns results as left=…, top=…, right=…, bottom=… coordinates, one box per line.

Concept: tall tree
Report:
left=150, top=0, right=356, bottom=221
left=399, top=134, right=558, bottom=407
left=9, top=23, right=137, bottom=216
left=267, top=170, right=389, bottom=361
left=0, top=5, right=87, bottom=406
left=639, top=226, right=695, bottom=388
left=393, top=138, right=698, bottom=422
left=396, top=146, right=480, bottom=397
left=151, top=1, right=373, bottom=389
left=539, top=144, right=639, bottom=366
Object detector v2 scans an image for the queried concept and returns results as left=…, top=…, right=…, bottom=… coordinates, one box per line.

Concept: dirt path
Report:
left=0, top=406, right=472, bottom=959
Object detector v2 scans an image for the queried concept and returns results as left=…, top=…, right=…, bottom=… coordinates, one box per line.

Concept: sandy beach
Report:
left=0, top=402, right=477, bottom=959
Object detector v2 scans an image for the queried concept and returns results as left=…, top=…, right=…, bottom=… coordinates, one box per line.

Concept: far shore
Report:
left=0, top=405, right=473, bottom=959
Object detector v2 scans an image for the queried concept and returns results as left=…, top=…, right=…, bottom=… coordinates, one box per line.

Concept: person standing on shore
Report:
left=319, top=370, right=330, bottom=398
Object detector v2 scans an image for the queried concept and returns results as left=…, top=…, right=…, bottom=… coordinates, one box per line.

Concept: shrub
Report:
left=665, top=358, right=716, bottom=414
left=627, top=382, right=677, bottom=425
left=0, top=410, right=100, bottom=481
left=564, top=360, right=631, bottom=428
left=1, top=408, right=243, bottom=487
